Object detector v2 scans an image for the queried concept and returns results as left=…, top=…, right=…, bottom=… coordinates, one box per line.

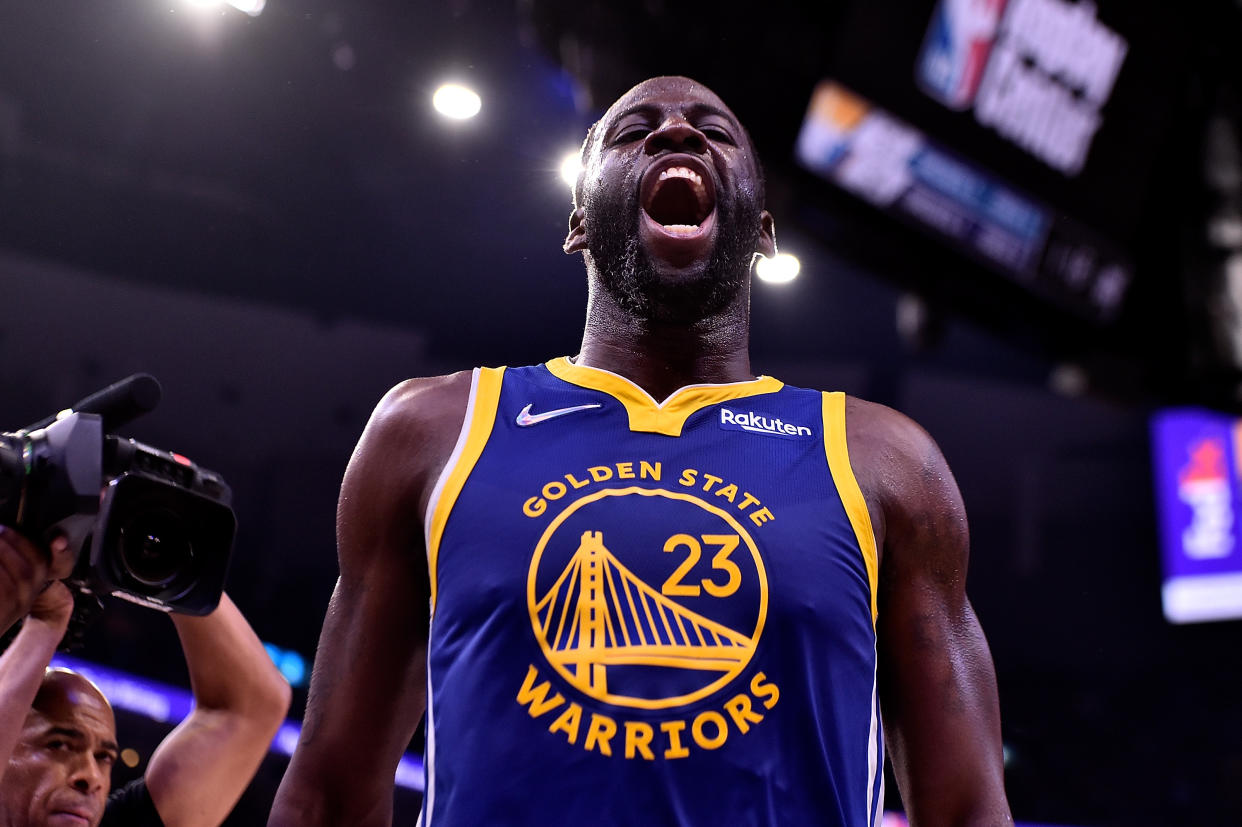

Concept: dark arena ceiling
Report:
left=0, top=0, right=1238, bottom=401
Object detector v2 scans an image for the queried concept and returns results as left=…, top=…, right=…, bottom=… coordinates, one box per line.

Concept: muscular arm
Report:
left=144, top=594, right=291, bottom=827
left=847, top=398, right=1011, bottom=826
left=0, top=579, right=72, bottom=772
left=269, top=372, right=471, bottom=826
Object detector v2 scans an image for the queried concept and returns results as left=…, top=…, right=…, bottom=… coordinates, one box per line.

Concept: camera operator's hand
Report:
left=46, top=534, right=75, bottom=581
left=0, top=528, right=73, bottom=634
left=25, top=579, right=73, bottom=637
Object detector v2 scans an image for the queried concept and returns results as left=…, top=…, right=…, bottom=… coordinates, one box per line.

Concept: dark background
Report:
left=1, top=0, right=1240, bottom=824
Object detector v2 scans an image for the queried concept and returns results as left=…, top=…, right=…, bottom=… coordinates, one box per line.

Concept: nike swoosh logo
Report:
left=515, top=402, right=602, bottom=427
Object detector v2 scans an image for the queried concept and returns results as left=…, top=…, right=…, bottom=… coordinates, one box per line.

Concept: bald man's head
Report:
left=32, top=670, right=113, bottom=723
left=0, top=669, right=118, bottom=827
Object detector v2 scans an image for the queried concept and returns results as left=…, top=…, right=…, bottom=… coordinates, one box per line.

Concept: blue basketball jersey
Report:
left=419, top=358, right=883, bottom=826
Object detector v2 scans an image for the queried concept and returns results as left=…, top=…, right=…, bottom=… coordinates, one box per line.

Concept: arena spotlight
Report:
left=560, top=151, right=583, bottom=190
left=755, top=253, right=801, bottom=284
left=433, top=84, right=482, bottom=120
left=183, top=0, right=265, bottom=15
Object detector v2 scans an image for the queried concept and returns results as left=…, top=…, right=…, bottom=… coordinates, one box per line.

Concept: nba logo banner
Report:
left=917, top=0, right=1009, bottom=110
left=1151, top=409, right=1242, bottom=623
left=915, top=0, right=1128, bottom=175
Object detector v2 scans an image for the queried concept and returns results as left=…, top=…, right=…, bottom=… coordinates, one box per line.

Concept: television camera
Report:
left=0, top=375, right=235, bottom=615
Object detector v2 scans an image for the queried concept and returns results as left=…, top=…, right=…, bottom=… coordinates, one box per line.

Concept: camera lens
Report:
left=117, top=508, right=194, bottom=588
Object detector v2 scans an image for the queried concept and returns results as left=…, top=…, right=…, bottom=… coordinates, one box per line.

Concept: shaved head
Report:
left=32, top=669, right=114, bottom=724
left=0, top=669, right=117, bottom=827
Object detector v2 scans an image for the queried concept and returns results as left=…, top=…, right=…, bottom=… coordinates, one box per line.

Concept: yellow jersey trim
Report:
left=821, top=391, right=879, bottom=625
left=427, top=366, right=505, bottom=614
left=545, top=356, right=783, bottom=437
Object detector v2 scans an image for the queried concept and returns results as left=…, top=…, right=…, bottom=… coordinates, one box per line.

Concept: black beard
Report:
left=584, top=182, right=762, bottom=325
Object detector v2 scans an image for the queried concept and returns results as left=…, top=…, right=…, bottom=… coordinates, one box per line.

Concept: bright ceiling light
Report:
left=433, top=84, right=482, bottom=120
left=183, top=0, right=264, bottom=14
left=559, top=152, right=583, bottom=190
left=227, top=0, right=265, bottom=15
left=755, top=253, right=801, bottom=284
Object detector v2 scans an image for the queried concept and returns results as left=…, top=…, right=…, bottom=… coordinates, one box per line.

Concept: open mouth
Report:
left=641, top=159, right=716, bottom=236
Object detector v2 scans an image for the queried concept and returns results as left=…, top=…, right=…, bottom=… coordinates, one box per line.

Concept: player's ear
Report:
left=757, top=210, right=776, bottom=258
left=564, top=207, right=587, bottom=255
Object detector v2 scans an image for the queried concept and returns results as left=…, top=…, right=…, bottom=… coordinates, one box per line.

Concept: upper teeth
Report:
left=659, top=166, right=703, bottom=189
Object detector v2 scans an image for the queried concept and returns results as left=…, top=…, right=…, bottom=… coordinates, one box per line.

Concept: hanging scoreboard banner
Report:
left=796, top=81, right=1131, bottom=321
left=797, top=0, right=1179, bottom=325
left=915, top=0, right=1129, bottom=176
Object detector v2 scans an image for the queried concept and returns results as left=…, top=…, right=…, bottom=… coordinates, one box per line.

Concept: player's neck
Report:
left=576, top=291, right=754, bottom=404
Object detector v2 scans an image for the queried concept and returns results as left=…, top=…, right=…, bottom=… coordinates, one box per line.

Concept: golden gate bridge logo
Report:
left=527, top=488, right=767, bottom=710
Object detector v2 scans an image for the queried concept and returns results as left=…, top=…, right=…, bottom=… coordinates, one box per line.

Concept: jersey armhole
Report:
left=821, top=391, right=879, bottom=625
left=423, top=366, right=506, bottom=614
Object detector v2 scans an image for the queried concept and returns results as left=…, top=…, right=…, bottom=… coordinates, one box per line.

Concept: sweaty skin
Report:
left=270, top=76, right=1012, bottom=826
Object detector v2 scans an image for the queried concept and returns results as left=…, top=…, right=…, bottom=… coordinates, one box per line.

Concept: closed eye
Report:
left=614, top=128, right=650, bottom=144
left=702, top=128, right=733, bottom=144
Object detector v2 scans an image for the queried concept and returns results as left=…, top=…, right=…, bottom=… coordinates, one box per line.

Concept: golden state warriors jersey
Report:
left=419, top=359, right=883, bottom=826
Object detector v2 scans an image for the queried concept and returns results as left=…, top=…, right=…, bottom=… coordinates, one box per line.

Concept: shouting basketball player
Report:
left=270, top=76, right=1013, bottom=826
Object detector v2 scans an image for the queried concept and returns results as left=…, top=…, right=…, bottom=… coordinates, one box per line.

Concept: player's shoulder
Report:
left=368, top=370, right=476, bottom=434
left=347, top=370, right=478, bottom=477
left=840, top=394, right=955, bottom=512
left=842, top=394, right=939, bottom=461
left=841, top=396, right=971, bottom=575
left=343, top=371, right=478, bottom=512
left=381, top=370, right=477, bottom=409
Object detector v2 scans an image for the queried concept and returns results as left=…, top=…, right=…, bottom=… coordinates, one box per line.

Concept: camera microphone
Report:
left=24, top=374, right=163, bottom=433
